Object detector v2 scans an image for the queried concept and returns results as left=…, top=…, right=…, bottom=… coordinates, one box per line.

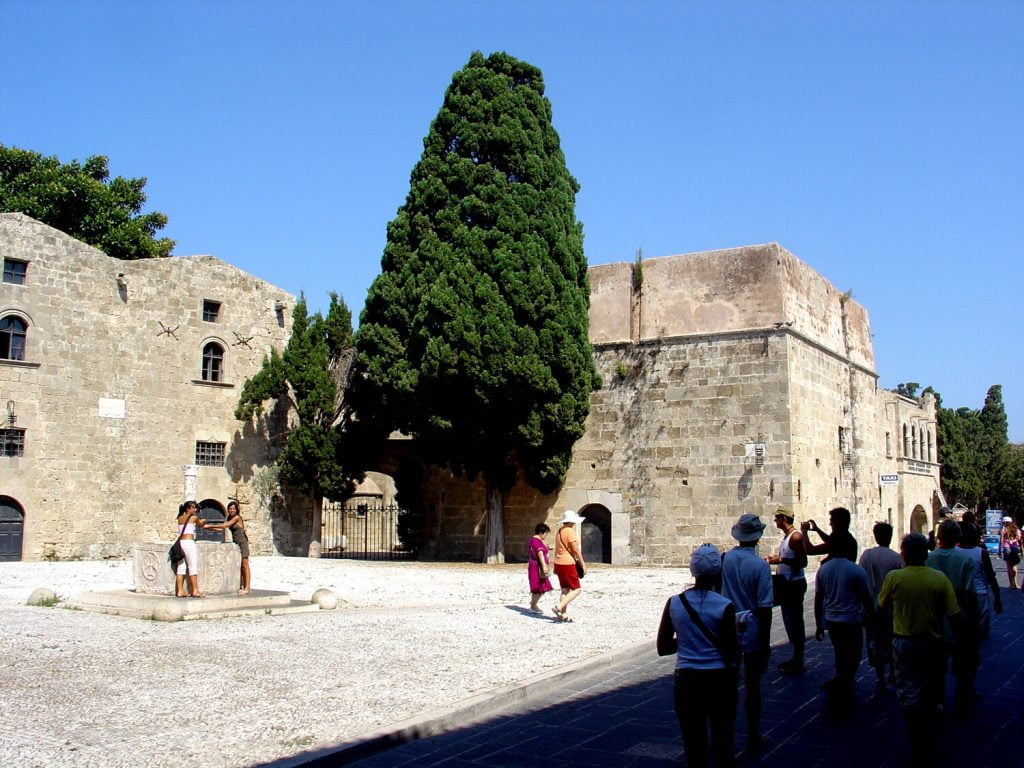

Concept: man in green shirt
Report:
left=878, top=532, right=961, bottom=768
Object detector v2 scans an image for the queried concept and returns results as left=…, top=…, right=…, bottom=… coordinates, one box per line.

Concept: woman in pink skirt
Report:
left=528, top=523, right=553, bottom=613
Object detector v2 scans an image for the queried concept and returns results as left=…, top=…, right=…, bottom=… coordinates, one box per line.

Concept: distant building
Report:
left=415, top=244, right=942, bottom=564
left=0, top=214, right=296, bottom=561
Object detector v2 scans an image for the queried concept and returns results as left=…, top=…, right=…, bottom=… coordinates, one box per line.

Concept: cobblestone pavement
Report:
left=331, top=566, right=1024, bottom=768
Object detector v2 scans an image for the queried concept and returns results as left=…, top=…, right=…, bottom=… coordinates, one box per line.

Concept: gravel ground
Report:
left=0, top=557, right=690, bottom=768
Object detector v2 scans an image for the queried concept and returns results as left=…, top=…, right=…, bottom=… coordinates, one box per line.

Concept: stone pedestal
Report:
left=133, top=541, right=241, bottom=595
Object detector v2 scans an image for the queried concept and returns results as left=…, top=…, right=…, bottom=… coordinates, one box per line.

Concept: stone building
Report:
left=0, top=214, right=295, bottom=561
left=1, top=214, right=942, bottom=567
left=414, top=244, right=942, bottom=565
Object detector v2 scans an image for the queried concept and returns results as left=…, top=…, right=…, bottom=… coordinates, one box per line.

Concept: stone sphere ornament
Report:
left=152, top=601, right=185, bottom=622
left=27, top=587, right=57, bottom=606
left=311, top=588, right=338, bottom=610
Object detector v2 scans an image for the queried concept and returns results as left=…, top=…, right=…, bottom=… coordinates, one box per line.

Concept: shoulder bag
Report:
left=168, top=521, right=186, bottom=566
left=560, top=530, right=585, bottom=579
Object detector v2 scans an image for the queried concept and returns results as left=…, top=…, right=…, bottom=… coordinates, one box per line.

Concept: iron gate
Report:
left=321, top=500, right=412, bottom=560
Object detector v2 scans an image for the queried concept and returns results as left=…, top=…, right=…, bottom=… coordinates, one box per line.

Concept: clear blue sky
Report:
left=3, top=1, right=1022, bottom=440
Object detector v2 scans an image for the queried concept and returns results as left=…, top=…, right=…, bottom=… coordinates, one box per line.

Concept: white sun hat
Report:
left=559, top=509, right=586, bottom=525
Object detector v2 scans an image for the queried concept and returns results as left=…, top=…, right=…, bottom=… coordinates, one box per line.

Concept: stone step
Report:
left=64, top=588, right=323, bottom=621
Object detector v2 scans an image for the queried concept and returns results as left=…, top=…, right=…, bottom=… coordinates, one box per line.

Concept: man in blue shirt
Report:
left=722, top=514, right=773, bottom=753
left=926, top=519, right=978, bottom=718
left=815, top=536, right=873, bottom=719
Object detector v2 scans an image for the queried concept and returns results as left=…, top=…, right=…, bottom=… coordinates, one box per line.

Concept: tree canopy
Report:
left=931, top=384, right=1020, bottom=516
left=0, top=145, right=173, bottom=259
left=236, top=293, right=357, bottom=553
left=349, top=51, right=597, bottom=562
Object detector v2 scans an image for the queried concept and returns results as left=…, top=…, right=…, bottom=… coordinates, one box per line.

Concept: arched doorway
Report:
left=909, top=505, right=928, bottom=535
left=196, top=499, right=226, bottom=543
left=579, top=504, right=611, bottom=564
left=0, top=497, right=24, bottom=561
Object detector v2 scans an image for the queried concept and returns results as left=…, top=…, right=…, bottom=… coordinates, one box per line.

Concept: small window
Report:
left=201, top=342, right=224, bottom=382
left=195, top=441, right=226, bottom=467
left=202, top=300, right=221, bottom=323
left=3, top=259, right=28, bottom=285
left=0, top=316, right=27, bottom=361
left=0, top=428, right=25, bottom=457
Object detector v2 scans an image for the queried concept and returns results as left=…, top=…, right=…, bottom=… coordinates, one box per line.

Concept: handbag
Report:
left=558, top=529, right=585, bottom=579
left=772, top=573, right=786, bottom=607
left=169, top=520, right=186, bottom=566
left=169, top=537, right=185, bottom=566
left=535, top=552, right=549, bottom=580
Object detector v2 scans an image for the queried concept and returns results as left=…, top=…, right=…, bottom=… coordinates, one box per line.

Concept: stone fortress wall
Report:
left=416, top=244, right=940, bottom=565
left=0, top=214, right=295, bottom=560
left=1, top=215, right=940, bottom=566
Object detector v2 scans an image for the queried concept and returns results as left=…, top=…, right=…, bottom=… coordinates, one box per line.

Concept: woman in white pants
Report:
left=175, top=501, right=207, bottom=598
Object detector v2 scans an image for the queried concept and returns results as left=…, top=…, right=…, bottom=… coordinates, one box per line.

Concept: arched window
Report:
left=927, top=429, right=934, bottom=462
left=903, top=424, right=910, bottom=457
left=201, top=342, right=224, bottom=382
left=911, top=425, right=918, bottom=459
left=0, top=316, right=27, bottom=361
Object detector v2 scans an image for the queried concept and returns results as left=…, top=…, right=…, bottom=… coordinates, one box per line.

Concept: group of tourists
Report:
left=171, top=500, right=251, bottom=597
left=654, top=506, right=1013, bottom=768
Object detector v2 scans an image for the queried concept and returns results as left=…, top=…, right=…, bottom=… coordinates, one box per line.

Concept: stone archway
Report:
left=909, top=504, right=928, bottom=534
left=0, top=497, right=24, bottom=561
left=578, top=504, right=611, bottom=564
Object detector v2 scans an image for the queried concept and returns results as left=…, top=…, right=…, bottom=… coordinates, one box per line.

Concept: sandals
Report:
left=552, top=606, right=573, bottom=622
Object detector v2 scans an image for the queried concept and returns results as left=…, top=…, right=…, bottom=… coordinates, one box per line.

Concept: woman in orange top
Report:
left=552, top=509, right=587, bottom=622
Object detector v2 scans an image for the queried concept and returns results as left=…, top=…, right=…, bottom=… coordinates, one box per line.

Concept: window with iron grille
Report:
left=3, top=259, right=27, bottom=285
left=1, top=428, right=25, bottom=457
left=202, top=300, right=221, bottom=323
left=195, top=441, right=226, bottom=467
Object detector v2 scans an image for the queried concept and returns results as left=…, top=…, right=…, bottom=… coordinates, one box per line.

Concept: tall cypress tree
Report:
left=979, top=384, right=1010, bottom=506
left=350, top=51, right=596, bottom=563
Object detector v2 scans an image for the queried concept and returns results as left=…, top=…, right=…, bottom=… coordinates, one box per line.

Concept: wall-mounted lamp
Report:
left=7, top=400, right=16, bottom=425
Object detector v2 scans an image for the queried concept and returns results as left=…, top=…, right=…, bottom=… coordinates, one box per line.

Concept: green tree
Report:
left=935, top=403, right=985, bottom=507
left=0, top=145, right=173, bottom=259
left=236, top=293, right=357, bottom=554
left=894, top=382, right=920, bottom=397
left=978, top=384, right=1011, bottom=506
left=349, top=51, right=597, bottom=563
left=1000, top=445, right=1024, bottom=519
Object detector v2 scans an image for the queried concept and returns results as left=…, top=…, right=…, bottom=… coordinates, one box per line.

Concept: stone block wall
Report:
left=554, top=332, right=793, bottom=564
left=0, top=214, right=293, bottom=560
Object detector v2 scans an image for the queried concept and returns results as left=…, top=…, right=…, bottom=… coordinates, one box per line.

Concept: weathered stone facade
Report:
left=0, top=214, right=295, bottom=560
left=416, top=244, right=941, bottom=564
left=1, top=215, right=940, bottom=567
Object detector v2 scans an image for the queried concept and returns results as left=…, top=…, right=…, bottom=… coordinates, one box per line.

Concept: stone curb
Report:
left=262, top=636, right=656, bottom=767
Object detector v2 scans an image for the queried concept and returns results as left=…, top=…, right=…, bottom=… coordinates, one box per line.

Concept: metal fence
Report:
left=321, top=500, right=412, bottom=560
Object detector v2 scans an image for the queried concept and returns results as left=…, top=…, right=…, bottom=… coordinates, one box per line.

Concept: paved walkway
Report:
left=302, top=569, right=1024, bottom=768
